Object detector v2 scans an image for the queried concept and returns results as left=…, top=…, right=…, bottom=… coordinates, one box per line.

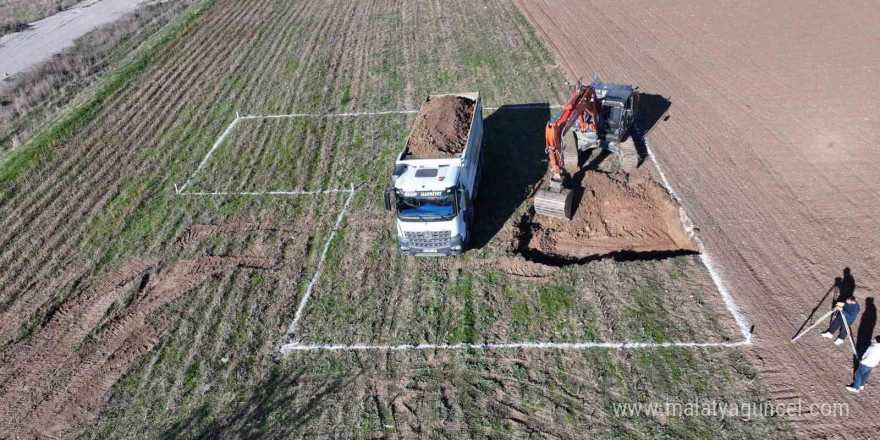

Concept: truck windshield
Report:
left=396, top=192, right=455, bottom=221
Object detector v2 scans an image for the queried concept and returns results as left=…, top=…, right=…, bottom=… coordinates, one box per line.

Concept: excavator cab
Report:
left=591, top=77, right=638, bottom=144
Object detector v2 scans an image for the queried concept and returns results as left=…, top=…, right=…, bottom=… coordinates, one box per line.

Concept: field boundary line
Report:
left=280, top=340, right=749, bottom=353
left=637, top=124, right=752, bottom=343
left=176, top=189, right=353, bottom=196
left=178, top=116, right=241, bottom=193
left=285, top=185, right=356, bottom=340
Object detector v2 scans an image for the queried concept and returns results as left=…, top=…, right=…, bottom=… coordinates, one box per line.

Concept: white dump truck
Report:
left=384, top=92, right=484, bottom=256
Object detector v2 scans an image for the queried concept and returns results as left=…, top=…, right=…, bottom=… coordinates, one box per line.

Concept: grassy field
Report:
left=0, top=0, right=792, bottom=438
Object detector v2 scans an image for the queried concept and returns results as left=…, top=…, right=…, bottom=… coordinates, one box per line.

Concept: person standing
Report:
left=847, top=336, right=880, bottom=393
left=821, top=297, right=860, bottom=345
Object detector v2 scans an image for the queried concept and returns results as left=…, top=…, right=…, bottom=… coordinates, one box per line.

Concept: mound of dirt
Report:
left=407, top=95, right=475, bottom=159
left=524, top=172, right=697, bottom=258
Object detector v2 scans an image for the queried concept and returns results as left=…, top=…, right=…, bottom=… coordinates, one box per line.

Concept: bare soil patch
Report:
left=518, top=0, right=880, bottom=435
left=407, top=95, right=475, bottom=159
left=523, top=171, right=696, bottom=259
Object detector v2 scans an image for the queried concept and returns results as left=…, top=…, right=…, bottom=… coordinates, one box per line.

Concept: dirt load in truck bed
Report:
left=523, top=172, right=698, bottom=259
left=407, top=95, right=475, bottom=159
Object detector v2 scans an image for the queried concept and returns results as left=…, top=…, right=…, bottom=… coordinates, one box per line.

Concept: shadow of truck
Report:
left=470, top=104, right=551, bottom=250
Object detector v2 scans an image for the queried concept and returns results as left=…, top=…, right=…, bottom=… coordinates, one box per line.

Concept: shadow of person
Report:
left=855, top=298, right=876, bottom=370
left=837, top=267, right=856, bottom=301
left=470, top=104, right=550, bottom=249
left=631, top=93, right=671, bottom=167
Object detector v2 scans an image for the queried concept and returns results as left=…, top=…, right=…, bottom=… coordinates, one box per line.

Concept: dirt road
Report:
left=517, top=0, right=880, bottom=438
left=0, top=0, right=148, bottom=79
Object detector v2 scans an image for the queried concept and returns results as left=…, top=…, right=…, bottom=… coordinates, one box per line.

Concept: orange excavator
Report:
left=534, top=75, right=640, bottom=219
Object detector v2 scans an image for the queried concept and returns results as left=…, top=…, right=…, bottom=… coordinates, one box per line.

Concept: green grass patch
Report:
left=538, top=284, right=573, bottom=318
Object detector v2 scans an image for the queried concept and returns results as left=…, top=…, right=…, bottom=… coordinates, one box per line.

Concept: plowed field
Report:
left=517, top=0, right=880, bottom=438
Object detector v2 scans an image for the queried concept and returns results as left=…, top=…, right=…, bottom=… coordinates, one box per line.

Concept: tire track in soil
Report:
left=0, top=0, right=354, bottom=434
left=0, top=258, right=158, bottom=388
left=0, top=255, right=276, bottom=439
left=0, top=266, right=82, bottom=346
left=176, top=221, right=305, bottom=249
left=0, top=0, right=282, bottom=416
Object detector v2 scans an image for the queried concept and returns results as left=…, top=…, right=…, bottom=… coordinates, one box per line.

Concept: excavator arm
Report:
left=545, top=82, right=601, bottom=182
left=533, top=82, right=601, bottom=219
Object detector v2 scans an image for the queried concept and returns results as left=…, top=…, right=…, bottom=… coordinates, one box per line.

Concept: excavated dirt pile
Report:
left=407, top=95, right=475, bottom=158
left=524, top=172, right=698, bottom=259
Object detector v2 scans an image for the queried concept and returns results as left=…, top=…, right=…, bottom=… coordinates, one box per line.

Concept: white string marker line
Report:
left=177, top=189, right=353, bottom=196
left=285, top=185, right=356, bottom=339
left=178, top=116, right=241, bottom=193
left=280, top=340, right=750, bottom=353
left=640, top=126, right=752, bottom=344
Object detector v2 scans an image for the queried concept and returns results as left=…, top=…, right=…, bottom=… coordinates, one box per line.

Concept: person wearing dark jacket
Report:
left=821, top=297, right=860, bottom=345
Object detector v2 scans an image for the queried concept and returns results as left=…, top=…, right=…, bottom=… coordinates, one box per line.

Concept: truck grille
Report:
left=404, top=230, right=451, bottom=248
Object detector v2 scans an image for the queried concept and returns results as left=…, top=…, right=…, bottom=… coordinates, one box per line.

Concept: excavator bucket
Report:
left=534, top=185, right=573, bottom=219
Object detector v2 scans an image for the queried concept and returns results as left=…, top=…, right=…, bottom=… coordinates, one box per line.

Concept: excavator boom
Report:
left=533, top=81, right=600, bottom=219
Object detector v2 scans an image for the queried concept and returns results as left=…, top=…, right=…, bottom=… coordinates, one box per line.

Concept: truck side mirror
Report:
left=384, top=189, right=393, bottom=211
left=452, top=187, right=460, bottom=214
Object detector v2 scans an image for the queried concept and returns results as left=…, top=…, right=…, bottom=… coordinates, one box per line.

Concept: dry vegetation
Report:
left=0, top=0, right=792, bottom=438
left=0, top=0, right=81, bottom=35
left=0, top=0, right=195, bottom=157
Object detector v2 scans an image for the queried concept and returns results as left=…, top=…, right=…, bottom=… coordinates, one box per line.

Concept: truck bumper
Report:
left=398, top=235, right=463, bottom=257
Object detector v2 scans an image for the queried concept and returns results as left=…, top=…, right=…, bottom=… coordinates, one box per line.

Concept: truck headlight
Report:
left=450, top=235, right=463, bottom=251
